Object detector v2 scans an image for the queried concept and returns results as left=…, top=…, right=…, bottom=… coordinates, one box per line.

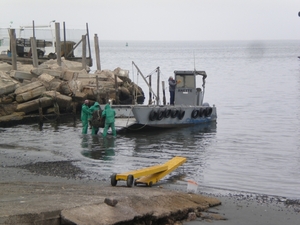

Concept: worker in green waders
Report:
left=101, top=103, right=116, bottom=137
left=81, top=100, right=92, bottom=134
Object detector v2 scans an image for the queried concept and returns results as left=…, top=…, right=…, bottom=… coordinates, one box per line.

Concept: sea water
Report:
left=1, top=40, right=300, bottom=199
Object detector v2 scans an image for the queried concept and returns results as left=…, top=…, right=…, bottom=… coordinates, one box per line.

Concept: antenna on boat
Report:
left=193, top=51, right=196, bottom=71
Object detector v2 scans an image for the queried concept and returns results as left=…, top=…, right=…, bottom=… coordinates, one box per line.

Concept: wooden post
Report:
left=156, top=67, right=160, bottom=105
left=63, top=22, right=67, bottom=59
left=32, top=20, right=35, bottom=39
left=96, top=75, right=100, bottom=103
left=114, top=74, right=119, bottom=104
left=162, top=81, right=166, bottom=105
left=106, top=91, right=109, bottom=104
left=148, top=75, right=152, bottom=105
left=38, top=98, right=43, bottom=129
left=72, top=101, right=76, bottom=115
left=55, top=22, right=61, bottom=66
left=82, top=35, right=87, bottom=70
left=94, top=34, right=101, bottom=70
left=30, top=37, right=38, bottom=68
left=9, top=29, right=17, bottom=70
left=86, top=23, right=91, bottom=59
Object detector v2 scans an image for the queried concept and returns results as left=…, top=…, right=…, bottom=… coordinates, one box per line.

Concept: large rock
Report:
left=10, top=70, right=38, bottom=80
left=42, top=91, right=73, bottom=111
left=0, top=62, right=12, bottom=72
left=14, top=80, right=43, bottom=95
left=114, top=67, right=129, bottom=78
left=0, top=103, right=17, bottom=117
left=0, top=72, right=18, bottom=95
left=16, top=97, right=53, bottom=114
left=0, top=111, right=25, bottom=122
left=15, top=86, right=47, bottom=103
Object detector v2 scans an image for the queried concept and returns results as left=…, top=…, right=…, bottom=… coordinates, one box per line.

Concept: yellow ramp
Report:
left=135, top=156, right=186, bottom=187
left=111, top=164, right=168, bottom=187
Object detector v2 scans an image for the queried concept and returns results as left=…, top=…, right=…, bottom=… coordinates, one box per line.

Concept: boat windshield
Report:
left=175, top=74, right=195, bottom=89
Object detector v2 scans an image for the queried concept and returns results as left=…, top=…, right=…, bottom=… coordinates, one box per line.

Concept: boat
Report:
left=112, top=62, right=217, bottom=131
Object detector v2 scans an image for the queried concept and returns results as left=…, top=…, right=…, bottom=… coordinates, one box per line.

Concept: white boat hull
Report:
left=131, top=105, right=217, bottom=128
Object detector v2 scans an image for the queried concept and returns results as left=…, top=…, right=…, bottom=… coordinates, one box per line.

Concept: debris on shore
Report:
left=0, top=59, right=145, bottom=125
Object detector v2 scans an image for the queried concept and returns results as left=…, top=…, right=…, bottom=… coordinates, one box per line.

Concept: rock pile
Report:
left=0, top=59, right=145, bottom=123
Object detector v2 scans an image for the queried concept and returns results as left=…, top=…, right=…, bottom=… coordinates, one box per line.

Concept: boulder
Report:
left=114, top=67, right=129, bottom=78
left=14, top=81, right=43, bottom=95
left=16, top=96, right=53, bottom=114
left=0, top=72, right=18, bottom=95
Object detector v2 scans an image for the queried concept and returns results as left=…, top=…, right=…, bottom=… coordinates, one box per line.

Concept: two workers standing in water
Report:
left=81, top=77, right=178, bottom=136
left=81, top=100, right=116, bottom=137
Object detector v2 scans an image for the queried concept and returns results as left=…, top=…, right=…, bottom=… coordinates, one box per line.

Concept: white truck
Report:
left=16, top=38, right=52, bottom=58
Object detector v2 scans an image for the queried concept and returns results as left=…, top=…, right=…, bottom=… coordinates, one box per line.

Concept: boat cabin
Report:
left=174, top=70, right=207, bottom=106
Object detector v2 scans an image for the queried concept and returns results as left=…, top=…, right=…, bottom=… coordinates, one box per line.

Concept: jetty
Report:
left=0, top=21, right=145, bottom=127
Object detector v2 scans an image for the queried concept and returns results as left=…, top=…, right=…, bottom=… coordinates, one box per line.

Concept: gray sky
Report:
left=1, top=0, right=300, bottom=41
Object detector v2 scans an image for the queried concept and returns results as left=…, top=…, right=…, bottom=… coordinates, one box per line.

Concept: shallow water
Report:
left=1, top=40, right=300, bottom=199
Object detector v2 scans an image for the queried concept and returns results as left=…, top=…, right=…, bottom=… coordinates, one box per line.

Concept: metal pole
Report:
left=132, top=61, right=158, bottom=100
left=162, top=81, right=166, bottom=105
left=148, top=75, right=152, bottom=105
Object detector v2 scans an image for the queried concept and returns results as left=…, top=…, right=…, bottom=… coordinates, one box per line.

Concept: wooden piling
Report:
left=30, top=37, right=38, bottom=68
left=86, top=23, right=91, bottom=59
left=38, top=98, right=43, bottom=128
left=9, top=29, right=17, bottom=70
left=94, top=34, right=101, bottom=70
left=96, top=75, right=100, bottom=103
left=114, top=74, right=119, bottom=104
left=32, top=21, right=35, bottom=38
left=55, top=22, right=61, bottom=66
left=82, top=35, right=87, bottom=70
left=63, top=22, right=67, bottom=59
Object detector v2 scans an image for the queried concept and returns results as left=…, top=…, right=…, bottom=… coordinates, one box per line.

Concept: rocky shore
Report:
left=0, top=59, right=145, bottom=126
